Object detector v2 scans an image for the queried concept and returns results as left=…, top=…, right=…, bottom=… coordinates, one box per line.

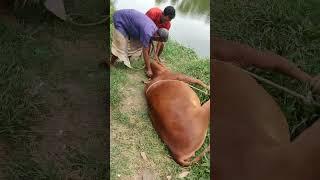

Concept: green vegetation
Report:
left=213, top=0, right=320, bottom=137
left=0, top=24, right=42, bottom=143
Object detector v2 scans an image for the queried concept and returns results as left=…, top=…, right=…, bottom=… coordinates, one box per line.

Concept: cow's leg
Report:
left=201, top=100, right=210, bottom=121
left=174, top=155, right=192, bottom=167
left=212, top=37, right=312, bottom=83
left=278, top=118, right=320, bottom=180
left=310, top=75, right=320, bottom=94
left=175, top=74, right=209, bottom=90
left=173, top=145, right=210, bottom=167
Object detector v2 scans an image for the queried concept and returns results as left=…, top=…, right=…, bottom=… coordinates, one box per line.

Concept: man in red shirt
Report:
left=146, top=6, right=175, bottom=62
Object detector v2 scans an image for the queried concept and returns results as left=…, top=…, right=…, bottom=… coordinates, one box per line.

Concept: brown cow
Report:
left=212, top=37, right=320, bottom=179
left=144, top=61, right=210, bottom=166
left=213, top=60, right=320, bottom=180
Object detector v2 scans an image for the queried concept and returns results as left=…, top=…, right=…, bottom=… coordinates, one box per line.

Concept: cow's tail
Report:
left=176, top=145, right=211, bottom=167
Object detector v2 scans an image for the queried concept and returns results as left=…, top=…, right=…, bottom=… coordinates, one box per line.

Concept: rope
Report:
left=242, top=69, right=320, bottom=107
left=130, top=64, right=145, bottom=71
left=66, top=14, right=109, bottom=26
left=188, top=84, right=210, bottom=96
left=143, top=79, right=209, bottom=96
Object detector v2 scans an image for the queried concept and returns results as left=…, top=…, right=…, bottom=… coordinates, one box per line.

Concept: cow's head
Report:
left=150, top=61, right=169, bottom=79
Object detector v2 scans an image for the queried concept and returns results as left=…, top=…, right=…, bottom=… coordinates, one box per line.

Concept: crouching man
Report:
left=110, top=9, right=169, bottom=77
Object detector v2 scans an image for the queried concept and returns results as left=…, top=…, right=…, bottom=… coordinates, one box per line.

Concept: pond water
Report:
left=113, top=0, right=210, bottom=58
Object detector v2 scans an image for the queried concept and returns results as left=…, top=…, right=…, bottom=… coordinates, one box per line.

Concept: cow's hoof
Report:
left=142, top=80, right=149, bottom=84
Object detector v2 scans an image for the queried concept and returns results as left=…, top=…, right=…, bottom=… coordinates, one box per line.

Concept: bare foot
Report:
left=142, top=80, right=151, bottom=84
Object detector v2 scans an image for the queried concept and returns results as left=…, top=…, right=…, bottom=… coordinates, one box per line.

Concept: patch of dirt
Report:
left=31, top=35, right=107, bottom=176
left=39, top=81, right=105, bottom=157
left=119, top=72, right=147, bottom=114
left=120, top=168, right=157, bottom=180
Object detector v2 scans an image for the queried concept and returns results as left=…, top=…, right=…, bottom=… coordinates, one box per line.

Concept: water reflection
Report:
left=155, top=0, right=209, bottom=23
left=170, top=0, right=179, bottom=6
left=112, top=0, right=210, bottom=58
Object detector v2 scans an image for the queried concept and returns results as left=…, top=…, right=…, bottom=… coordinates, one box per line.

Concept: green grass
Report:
left=0, top=23, right=47, bottom=144
left=110, top=38, right=210, bottom=179
left=6, top=149, right=62, bottom=180
left=110, top=67, right=128, bottom=108
left=213, top=0, right=320, bottom=138
left=64, top=139, right=108, bottom=179
left=0, top=23, right=58, bottom=179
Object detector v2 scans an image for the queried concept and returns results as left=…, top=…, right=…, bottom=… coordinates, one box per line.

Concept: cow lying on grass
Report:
left=212, top=37, right=320, bottom=180
left=213, top=60, right=320, bottom=180
left=144, top=61, right=210, bottom=166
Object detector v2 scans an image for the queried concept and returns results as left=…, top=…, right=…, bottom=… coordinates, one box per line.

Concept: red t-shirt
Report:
left=146, top=7, right=171, bottom=30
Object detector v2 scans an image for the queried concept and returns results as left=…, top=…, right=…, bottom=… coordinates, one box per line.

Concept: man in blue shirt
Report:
left=110, top=9, right=169, bottom=77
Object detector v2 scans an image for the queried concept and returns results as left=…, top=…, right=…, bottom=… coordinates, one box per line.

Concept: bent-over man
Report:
left=110, top=9, right=169, bottom=77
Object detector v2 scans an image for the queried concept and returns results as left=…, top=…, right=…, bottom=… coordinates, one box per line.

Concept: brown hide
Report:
left=213, top=60, right=320, bottom=180
left=144, top=61, right=210, bottom=166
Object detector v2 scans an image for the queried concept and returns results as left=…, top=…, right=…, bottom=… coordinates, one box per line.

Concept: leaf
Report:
left=140, top=152, right=148, bottom=161
left=178, top=171, right=190, bottom=178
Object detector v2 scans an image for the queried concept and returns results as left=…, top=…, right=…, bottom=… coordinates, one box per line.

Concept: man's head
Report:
left=160, top=6, right=175, bottom=23
left=152, top=28, right=169, bottom=42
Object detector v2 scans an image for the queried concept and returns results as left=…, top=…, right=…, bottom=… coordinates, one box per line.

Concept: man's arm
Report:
left=143, top=46, right=152, bottom=77
left=154, top=42, right=163, bottom=62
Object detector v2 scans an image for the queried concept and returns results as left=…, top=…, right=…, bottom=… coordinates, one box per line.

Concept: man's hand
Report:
left=146, top=69, right=153, bottom=78
left=310, top=74, right=320, bottom=94
left=143, top=46, right=152, bottom=77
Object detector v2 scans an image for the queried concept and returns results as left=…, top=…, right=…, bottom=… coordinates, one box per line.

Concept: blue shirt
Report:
left=113, top=9, right=158, bottom=48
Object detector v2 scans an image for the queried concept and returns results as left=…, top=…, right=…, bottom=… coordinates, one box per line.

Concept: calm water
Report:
left=113, top=0, right=210, bottom=58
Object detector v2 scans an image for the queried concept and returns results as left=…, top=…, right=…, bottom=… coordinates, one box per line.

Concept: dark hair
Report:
left=163, top=6, right=175, bottom=20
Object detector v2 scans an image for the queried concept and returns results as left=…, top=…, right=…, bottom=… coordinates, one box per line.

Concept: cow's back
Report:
left=212, top=60, right=290, bottom=179
left=146, top=80, right=203, bottom=152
